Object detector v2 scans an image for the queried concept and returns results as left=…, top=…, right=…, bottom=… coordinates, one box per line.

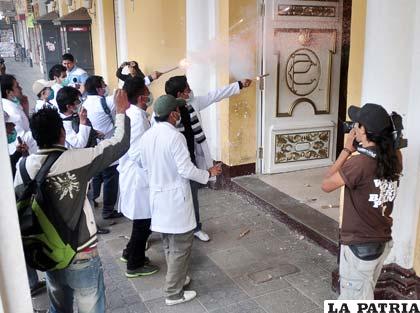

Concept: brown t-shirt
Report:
left=339, top=153, right=401, bottom=245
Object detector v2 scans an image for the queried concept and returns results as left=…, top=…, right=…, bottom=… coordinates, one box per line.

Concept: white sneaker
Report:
left=165, top=290, right=197, bottom=306
left=184, top=275, right=191, bottom=286
left=194, top=230, right=210, bottom=242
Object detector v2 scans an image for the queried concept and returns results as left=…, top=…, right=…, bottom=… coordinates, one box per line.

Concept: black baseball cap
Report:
left=348, top=103, right=391, bottom=135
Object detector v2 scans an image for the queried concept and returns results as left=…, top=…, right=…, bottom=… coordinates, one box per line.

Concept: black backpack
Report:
left=17, top=152, right=79, bottom=271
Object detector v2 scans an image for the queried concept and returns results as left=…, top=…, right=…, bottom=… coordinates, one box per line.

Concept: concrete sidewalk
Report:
left=34, top=188, right=337, bottom=312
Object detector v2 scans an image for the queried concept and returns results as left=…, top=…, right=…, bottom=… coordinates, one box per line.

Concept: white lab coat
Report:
left=139, top=122, right=209, bottom=234
left=59, top=112, right=91, bottom=149
left=150, top=82, right=241, bottom=171
left=2, top=98, right=30, bottom=135
left=35, top=99, right=58, bottom=113
left=51, top=83, right=62, bottom=108
left=189, top=82, right=240, bottom=170
left=118, top=105, right=151, bottom=220
left=2, top=97, right=36, bottom=154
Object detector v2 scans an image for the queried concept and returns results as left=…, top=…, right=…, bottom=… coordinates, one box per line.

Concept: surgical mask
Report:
left=146, top=93, right=154, bottom=107
left=188, top=91, right=194, bottom=101
left=175, top=112, right=181, bottom=127
left=7, top=129, right=17, bottom=144
left=11, top=96, right=20, bottom=105
left=72, top=104, right=81, bottom=114
left=47, top=89, right=54, bottom=101
left=104, top=86, right=110, bottom=97
left=61, top=78, right=70, bottom=87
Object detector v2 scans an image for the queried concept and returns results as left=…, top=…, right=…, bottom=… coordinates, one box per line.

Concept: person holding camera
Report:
left=322, top=103, right=403, bottom=300
left=116, top=60, right=162, bottom=85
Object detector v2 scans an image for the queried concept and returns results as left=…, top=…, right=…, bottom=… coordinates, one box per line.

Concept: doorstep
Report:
left=231, top=175, right=339, bottom=255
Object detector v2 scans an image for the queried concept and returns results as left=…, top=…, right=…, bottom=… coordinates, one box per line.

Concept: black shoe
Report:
left=125, top=263, right=159, bottom=278
left=103, top=211, right=124, bottom=219
left=96, top=225, right=110, bottom=234
left=30, top=279, right=46, bottom=297
left=120, top=255, right=150, bottom=265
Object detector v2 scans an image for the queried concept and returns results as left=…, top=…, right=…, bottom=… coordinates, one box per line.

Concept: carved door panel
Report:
left=260, top=0, right=343, bottom=173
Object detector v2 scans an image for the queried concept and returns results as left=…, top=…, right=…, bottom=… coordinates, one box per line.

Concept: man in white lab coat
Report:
left=165, top=75, right=252, bottom=242
left=139, top=95, right=222, bottom=306
left=118, top=76, right=158, bottom=278
left=83, top=75, right=123, bottom=220
left=56, top=86, right=92, bottom=149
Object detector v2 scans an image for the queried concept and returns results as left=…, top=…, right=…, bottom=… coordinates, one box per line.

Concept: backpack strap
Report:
left=34, top=151, right=63, bottom=185
left=100, top=96, right=115, bottom=126
left=19, top=157, right=31, bottom=185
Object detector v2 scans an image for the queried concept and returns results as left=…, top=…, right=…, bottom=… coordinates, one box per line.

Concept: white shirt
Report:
left=59, top=112, right=92, bottom=149
left=83, top=95, right=115, bottom=139
left=67, top=65, right=89, bottom=85
left=150, top=82, right=240, bottom=171
left=118, top=105, right=151, bottom=220
left=35, top=99, right=58, bottom=113
left=51, top=83, right=62, bottom=108
left=2, top=98, right=30, bottom=136
left=188, top=82, right=240, bottom=170
left=139, top=122, right=209, bottom=234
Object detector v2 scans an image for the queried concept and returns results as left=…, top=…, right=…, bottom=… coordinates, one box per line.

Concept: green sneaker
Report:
left=125, top=264, right=159, bottom=278
left=120, top=256, right=150, bottom=264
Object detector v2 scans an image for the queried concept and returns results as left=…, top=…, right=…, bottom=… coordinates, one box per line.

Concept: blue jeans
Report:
left=27, top=265, right=39, bottom=289
left=46, top=256, right=105, bottom=313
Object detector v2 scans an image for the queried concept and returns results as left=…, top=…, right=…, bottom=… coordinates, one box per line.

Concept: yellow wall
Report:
left=347, top=0, right=366, bottom=110
left=219, top=0, right=257, bottom=166
left=414, top=215, right=420, bottom=273
left=124, top=0, right=186, bottom=99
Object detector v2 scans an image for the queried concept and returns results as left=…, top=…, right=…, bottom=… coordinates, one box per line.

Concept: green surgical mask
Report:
left=61, top=78, right=70, bottom=87
left=7, top=129, right=17, bottom=144
left=11, top=96, right=20, bottom=105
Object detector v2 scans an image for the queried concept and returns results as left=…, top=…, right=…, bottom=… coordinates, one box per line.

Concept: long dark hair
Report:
left=366, top=126, right=401, bottom=181
left=129, top=61, right=145, bottom=79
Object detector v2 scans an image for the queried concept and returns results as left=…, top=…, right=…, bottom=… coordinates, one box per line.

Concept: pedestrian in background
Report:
left=83, top=75, right=123, bottom=220
left=33, top=79, right=55, bottom=112
left=62, top=53, right=89, bottom=93
left=49, top=64, right=68, bottom=106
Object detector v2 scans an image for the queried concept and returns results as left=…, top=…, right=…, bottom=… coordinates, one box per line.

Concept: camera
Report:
left=341, top=121, right=356, bottom=134
left=390, top=112, right=408, bottom=149
left=340, top=112, right=407, bottom=150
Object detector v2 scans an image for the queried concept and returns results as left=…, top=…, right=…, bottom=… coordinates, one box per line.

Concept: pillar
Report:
left=361, top=0, right=420, bottom=269
left=186, top=0, right=221, bottom=160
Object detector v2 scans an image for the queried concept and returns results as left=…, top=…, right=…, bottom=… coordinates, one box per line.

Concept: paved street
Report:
left=97, top=188, right=337, bottom=313
left=32, top=188, right=337, bottom=313
left=5, top=59, right=338, bottom=312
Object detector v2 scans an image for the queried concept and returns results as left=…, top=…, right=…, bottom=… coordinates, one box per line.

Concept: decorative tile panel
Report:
left=275, top=130, right=330, bottom=163
left=278, top=5, right=336, bottom=17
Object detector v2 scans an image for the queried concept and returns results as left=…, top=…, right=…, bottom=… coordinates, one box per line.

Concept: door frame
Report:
left=256, top=0, right=353, bottom=174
